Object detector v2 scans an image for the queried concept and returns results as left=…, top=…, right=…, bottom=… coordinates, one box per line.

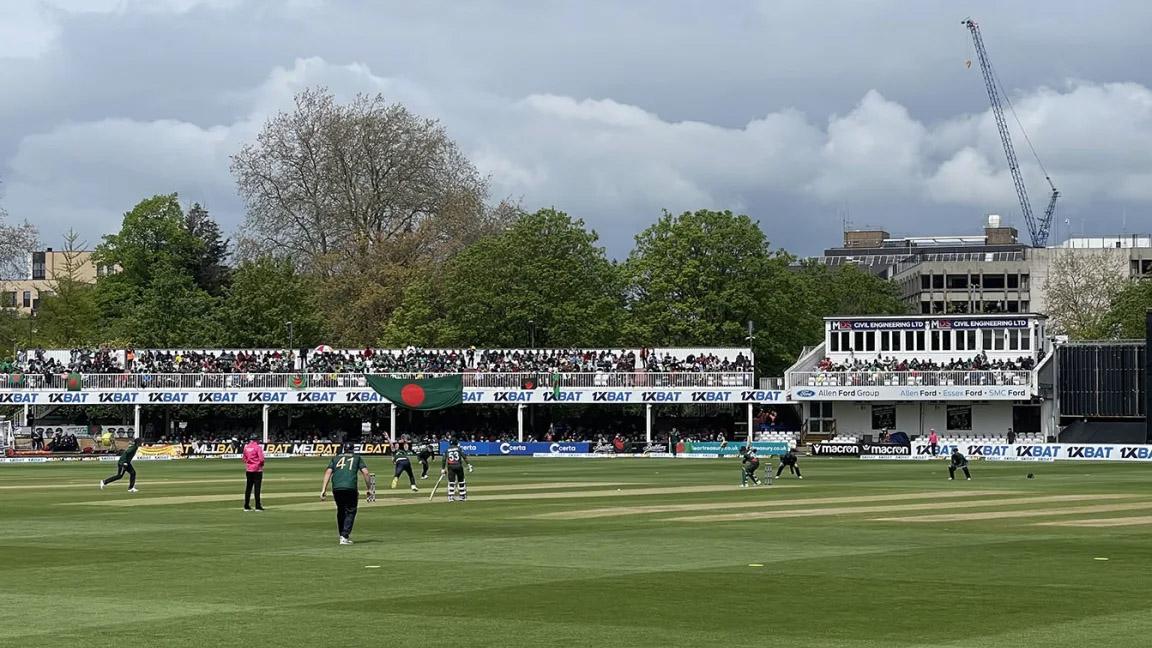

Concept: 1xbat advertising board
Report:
left=0, top=387, right=789, bottom=405
left=907, top=442, right=1152, bottom=462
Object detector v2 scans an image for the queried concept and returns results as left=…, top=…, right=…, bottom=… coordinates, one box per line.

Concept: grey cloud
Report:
left=2, top=0, right=1152, bottom=255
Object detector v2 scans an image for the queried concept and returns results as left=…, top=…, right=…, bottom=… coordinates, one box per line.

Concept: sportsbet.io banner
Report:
left=0, top=387, right=788, bottom=406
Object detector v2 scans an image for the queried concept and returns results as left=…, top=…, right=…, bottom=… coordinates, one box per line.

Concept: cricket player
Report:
left=949, top=448, right=972, bottom=481
left=740, top=446, right=763, bottom=487
left=320, top=443, right=372, bottom=545
left=390, top=441, right=419, bottom=492
left=776, top=448, right=802, bottom=479
left=441, top=438, right=473, bottom=502
left=100, top=437, right=141, bottom=492
left=416, top=440, right=435, bottom=479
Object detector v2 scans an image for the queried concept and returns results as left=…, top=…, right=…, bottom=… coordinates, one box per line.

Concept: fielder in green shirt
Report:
left=100, top=438, right=141, bottom=492
left=320, top=444, right=371, bottom=545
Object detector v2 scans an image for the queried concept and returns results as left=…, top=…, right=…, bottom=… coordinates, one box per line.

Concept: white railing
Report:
left=2, top=371, right=756, bottom=392
left=789, top=370, right=1032, bottom=388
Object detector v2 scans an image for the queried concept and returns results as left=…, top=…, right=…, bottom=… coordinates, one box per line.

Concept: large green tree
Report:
left=118, top=265, right=219, bottom=348
left=1099, top=279, right=1152, bottom=339
left=796, top=261, right=909, bottom=318
left=217, top=257, right=323, bottom=348
left=621, top=209, right=800, bottom=371
left=184, top=203, right=231, bottom=296
left=385, top=209, right=624, bottom=347
left=93, top=195, right=219, bottom=346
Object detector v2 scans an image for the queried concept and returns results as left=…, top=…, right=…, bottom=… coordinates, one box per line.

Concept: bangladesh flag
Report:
left=66, top=372, right=82, bottom=392
left=288, top=373, right=309, bottom=390
left=365, top=375, right=463, bottom=411
left=7, top=372, right=26, bottom=388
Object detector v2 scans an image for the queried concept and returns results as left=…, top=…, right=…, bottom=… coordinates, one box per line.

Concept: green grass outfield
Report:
left=2, top=457, right=1151, bottom=648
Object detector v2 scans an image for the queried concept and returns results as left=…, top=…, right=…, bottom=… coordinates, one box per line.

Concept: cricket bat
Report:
left=367, top=473, right=376, bottom=502
left=429, top=473, right=445, bottom=501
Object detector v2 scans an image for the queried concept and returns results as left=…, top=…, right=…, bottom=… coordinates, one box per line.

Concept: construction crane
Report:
left=963, top=18, right=1059, bottom=247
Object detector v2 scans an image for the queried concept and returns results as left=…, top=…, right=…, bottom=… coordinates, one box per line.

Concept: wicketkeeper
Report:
left=776, top=448, right=802, bottom=479
left=948, top=448, right=972, bottom=481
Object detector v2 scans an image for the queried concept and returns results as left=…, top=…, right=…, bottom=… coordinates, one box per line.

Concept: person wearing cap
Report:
left=242, top=435, right=265, bottom=511
left=320, top=443, right=371, bottom=544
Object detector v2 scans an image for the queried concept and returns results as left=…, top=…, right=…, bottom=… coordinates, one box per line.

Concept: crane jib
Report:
left=963, top=19, right=1058, bottom=247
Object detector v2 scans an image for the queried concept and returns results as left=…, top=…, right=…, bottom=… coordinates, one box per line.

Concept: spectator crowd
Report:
left=816, top=353, right=1035, bottom=373
left=131, top=350, right=296, bottom=374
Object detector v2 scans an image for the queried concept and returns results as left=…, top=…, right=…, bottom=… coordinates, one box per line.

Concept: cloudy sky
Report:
left=2, top=0, right=1151, bottom=257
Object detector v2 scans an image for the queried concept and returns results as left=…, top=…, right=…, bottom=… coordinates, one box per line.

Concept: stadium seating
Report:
left=13, top=346, right=753, bottom=376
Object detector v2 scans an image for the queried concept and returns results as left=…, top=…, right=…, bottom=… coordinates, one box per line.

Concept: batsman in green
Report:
left=100, top=437, right=141, bottom=492
left=320, top=443, right=372, bottom=545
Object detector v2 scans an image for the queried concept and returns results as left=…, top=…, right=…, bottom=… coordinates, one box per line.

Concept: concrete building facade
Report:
left=810, top=216, right=1152, bottom=318
left=0, top=248, right=103, bottom=314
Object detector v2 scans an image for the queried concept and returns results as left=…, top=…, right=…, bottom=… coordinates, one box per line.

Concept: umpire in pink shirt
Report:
left=243, top=436, right=265, bottom=511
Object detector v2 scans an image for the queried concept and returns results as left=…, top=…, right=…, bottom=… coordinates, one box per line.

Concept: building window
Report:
left=22, top=291, right=31, bottom=308
left=1007, top=274, right=1019, bottom=289
left=983, top=274, right=1005, bottom=289
left=880, top=331, right=889, bottom=352
left=1021, top=333, right=1031, bottom=350
left=932, top=275, right=944, bottom=289
left=930, top=330, right=940, bottom=351
left=872, top=404, right=896, bottom=430
left=1, top=291, right=15, bottom=307
left=865, top=332, right=875, bottom=352
left=31, top=252, right=46, bottom=280
left=947, top=275, right=968, bottom=290
left=947, top=405, right=972, bottom=431
left=854, top=331, right=864, bottom=351
left=829, top=331, right=839, bottom=352
left=915, top=330, right=925, bottom=351
left=921, top=275, right=931, bottom=289
left=920, top=302, right=931, bottom=314
left=942, top=330, right=952, bottom=351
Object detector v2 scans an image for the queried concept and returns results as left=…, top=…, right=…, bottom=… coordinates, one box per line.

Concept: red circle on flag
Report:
left=400, top=383, right=426, bottom=407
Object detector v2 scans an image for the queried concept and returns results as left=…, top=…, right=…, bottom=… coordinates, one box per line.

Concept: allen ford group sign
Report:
left=0, top=388, right=789, bottom=406
left=438, top=441, right=591, bottom=456
left=790, top=385, right=1030, bottom=401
